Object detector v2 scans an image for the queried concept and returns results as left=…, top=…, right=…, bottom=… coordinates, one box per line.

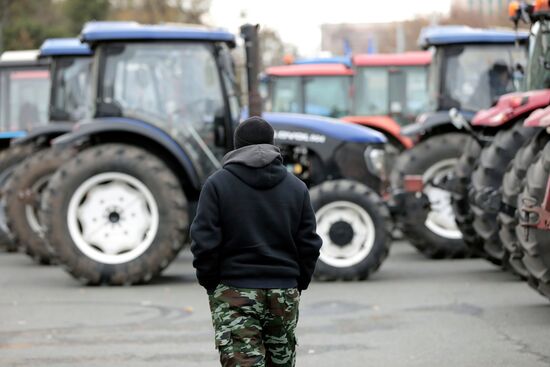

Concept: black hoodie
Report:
left=190, top=144, right=322, bottom=292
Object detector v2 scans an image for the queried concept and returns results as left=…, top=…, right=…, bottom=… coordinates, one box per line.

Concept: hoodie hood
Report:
left=222, top=144, right=288, bottom=189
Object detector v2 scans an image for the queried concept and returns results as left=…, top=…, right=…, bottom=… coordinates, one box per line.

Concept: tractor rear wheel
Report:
left=310, top=180, right=391, bottom=281
left=391, top=133, right=469, bottom=259
left=451, top=136, right=483, bottom=255
left=0, top=144, right=41, bottom=252
left=40, top=144, right=188, bottom=285
left=517, top=141, right=550, bottom=299
left=499, top=132, right=549, bottom=279
left=470, top=123, right=538, bottom=267
left=4, top=147, right=74, bottom=264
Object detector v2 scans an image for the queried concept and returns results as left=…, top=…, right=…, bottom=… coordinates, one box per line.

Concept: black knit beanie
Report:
left=234, top=116, right=275, bottom=149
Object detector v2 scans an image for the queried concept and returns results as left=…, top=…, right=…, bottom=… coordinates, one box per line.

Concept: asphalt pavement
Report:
left=1, top=242, right=549, bottom=367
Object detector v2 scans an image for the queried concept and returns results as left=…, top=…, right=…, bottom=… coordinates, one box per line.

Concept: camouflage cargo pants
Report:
left=208, top=284, right=300, bottom=367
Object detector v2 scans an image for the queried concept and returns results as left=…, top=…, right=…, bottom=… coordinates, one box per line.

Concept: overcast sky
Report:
left=208, top=0, right=453, bottom=56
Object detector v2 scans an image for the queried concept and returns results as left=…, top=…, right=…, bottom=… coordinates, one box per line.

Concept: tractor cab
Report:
left=79, top=21, right=240, bottom=179
left=39, top=38, right=93, bottom=123
left=403, top=26, right=528, bottom=138
left=3, top=38, right=93, bottom=149
left=470, top=18, right=550, bottom=128
left=525, top=20, right=550, bottom=90
left=351, top=52, right=431, bottom=126
left=0, top=50, right=50, bottom=142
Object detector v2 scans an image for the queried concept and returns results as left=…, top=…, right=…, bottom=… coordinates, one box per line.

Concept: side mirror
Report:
left=449, top=108, right=466, bottom=130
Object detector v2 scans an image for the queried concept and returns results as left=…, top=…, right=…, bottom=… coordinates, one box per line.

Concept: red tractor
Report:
left=264, top=51, right=431, bottom=151
left=449, top=0, right=550, bottom=277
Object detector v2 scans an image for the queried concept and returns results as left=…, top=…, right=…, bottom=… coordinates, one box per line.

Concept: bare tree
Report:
left=109, top=0, right=211, bottom=24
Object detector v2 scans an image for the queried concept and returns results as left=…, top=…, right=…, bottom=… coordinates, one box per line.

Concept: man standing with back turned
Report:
left=191, top=116, right=323, bottom=366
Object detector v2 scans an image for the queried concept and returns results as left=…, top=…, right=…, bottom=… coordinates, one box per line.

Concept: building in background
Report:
left=321, top=19, right=431, bottom=55
left=453, top=0, right=511, bottom=16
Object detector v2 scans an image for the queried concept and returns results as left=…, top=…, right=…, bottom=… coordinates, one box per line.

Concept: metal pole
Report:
left=240, top=24, right=262, bottom=117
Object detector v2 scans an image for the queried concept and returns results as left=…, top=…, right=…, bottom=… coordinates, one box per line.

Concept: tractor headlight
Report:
left=365, top=147, right=386, bottom=179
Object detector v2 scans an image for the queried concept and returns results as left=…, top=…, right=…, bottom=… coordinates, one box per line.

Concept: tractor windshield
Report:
left=525, top=21, right=550, bottom=90
left=0, top=66, right=50, bottom=131
left=430, top=44, right=526, bottom=112
left=354, top=66, right=429, bottom=124
left=50, top=57, right=92, bottom=122
left=303, top=76, right=351, bottom=117
left=97, top=42, right=229, bottom=177
left=270, top=75, right=352, bottom=118
left=270, top=76, right=302, bottom=114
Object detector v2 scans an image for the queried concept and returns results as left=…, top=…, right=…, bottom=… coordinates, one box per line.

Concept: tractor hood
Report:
left=400, top=110, right=476, bottom=138
left=342, top=115, right=413, bottom=149
left=261, top=112, right=386, bottom=144
left=472, top=90, right=550, bottom=127
left=524, top=105, right=550, bottom=128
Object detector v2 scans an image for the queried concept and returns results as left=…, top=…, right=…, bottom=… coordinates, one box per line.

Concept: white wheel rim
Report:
left=67, top=172, right=159, bottom=265
left=422, top=158, right=462, bottom=240
left=25, top=175, right=51, bottom=234
left=316, top=201, right=375, bottom=268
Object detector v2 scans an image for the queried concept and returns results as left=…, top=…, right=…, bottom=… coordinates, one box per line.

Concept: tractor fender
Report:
left=342, top=115, right=413, bottom=149
left=400, top=110, right=475, bottom=138
left=473, top=90, right=550, bottom=127
left=52, top=118, right=201, bottom=191
left=12, top=122, right=74, bottom=146
left=524, top=105, right=550, bottom=128
left=263, top=112, right=386, bottom=163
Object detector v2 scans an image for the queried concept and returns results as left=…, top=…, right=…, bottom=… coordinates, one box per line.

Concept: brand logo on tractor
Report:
left=275, top=130, right=327, bottom=143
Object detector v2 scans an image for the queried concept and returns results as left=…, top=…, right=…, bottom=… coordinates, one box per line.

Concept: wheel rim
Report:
left=67, top=172, right=159, bottom=265
left=422, top=158, right=462, bottom=240
left=25, top=174, right=51, bottom=234
left=316, top=201, right=375, bottom=268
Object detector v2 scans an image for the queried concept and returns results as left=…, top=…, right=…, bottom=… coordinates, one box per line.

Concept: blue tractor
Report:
left=390, top=26, right=528, bottom=259
left=0, top=38, right=92, bottom=256
left=0, top=39, right=92, bottom=253
left=6, top=22, right=393, bottom=284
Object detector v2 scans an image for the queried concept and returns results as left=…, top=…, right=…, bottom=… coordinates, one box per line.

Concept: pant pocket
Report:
left=214, top=329, right=232, bottom=350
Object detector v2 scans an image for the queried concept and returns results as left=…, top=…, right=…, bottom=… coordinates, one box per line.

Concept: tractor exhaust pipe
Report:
left=240, top=24, right=262, bottom=117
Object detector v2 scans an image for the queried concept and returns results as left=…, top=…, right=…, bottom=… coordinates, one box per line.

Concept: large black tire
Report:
left=310, top=180, right=391, bottom=281
left=499, top=132, right=549, bottom=279
left=470, top=123, right=539, bottom=267
left=40, top=144, right=189, bottom=285
left=0, top=144, right=41, bottom=252
left=4, top=147, right=74, bottom=264
left=517, top=142, right=550, bottom=299
left=391, top=133, right=469, bottom=259
left=451, top=136, right=483, bottom=254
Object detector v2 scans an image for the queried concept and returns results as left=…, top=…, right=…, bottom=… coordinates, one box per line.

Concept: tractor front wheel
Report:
left=310, top=180, right=391, bottom=281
